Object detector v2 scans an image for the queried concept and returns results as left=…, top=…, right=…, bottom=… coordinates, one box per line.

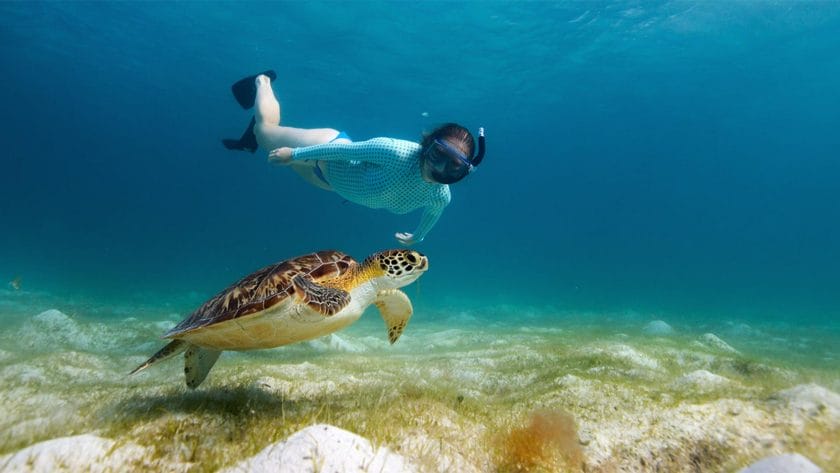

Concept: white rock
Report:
left=424, top=329, right=467, bottom=348
left=727, top=322, right=761, bottom=337
left=605, top=344, right=660, bottom=370
left=24, top=310, right=86, bottom=348
left=153, top=320, right=176, bottom=331
left=307, top=333, right=366, bottom=353
left=772, top=383, right=840, bottom=419
left=20, top=310, right=118, bottom=353
left=0, top=434, right=148, bottom=473
left=0, top=348, right=14, bottom=363
left=671, top=370, right=731, bottom=392
left=220, top=424, right=416, bottom=473
left=643, top=320, right=674, bottom=336
left=554, top=374, right=584, bottom=387
left=738, top=452, right=823, bottom=473
left=699, top=333, right=739, bottom=354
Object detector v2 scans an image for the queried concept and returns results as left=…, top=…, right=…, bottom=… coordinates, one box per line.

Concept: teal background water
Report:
left=1, top=1, right=839, bottom=325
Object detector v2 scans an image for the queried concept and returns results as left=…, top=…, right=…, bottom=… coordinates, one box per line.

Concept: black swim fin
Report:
left=230, top=70, right=277, bottom=109
left=222, top=117, right=257, bottom=153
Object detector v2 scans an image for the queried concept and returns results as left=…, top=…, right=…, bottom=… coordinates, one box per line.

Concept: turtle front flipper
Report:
left=374, top=289, right=413, bottom=344
left=130, top=339, right=188, bottom=375
left=291, top=275, right=351, bottom=316
left=184, top=345, right=222, bottom=389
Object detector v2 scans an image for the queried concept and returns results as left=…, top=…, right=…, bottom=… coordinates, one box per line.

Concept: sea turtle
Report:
left=130, top=249, right=428, bottom=388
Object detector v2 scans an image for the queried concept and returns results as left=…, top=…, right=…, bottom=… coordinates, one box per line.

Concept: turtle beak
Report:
left=417, top=254, right=429, bottom=272
left=406, top=250, right=428, bottom=272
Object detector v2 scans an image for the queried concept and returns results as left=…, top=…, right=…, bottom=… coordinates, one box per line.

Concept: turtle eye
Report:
left=406, top=252, right=418, bottom=264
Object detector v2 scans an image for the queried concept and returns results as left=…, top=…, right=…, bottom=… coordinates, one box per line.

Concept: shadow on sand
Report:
left=101, top=382, right=339, bottom=428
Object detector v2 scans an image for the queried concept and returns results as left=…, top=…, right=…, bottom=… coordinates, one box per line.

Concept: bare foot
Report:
left=255, top=74, right=272, bottom=88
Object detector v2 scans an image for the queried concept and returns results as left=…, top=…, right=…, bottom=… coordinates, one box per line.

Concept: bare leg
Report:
left=253, top=75, right=347, bottom=191
left=254, top=75, right=342, bottom=149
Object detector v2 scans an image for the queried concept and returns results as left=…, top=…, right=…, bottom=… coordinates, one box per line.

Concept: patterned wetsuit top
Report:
left=291, top=138, right=451, bottom=242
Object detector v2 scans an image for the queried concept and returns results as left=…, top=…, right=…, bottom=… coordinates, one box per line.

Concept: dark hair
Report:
left=421, top=123, right=475, bottom=159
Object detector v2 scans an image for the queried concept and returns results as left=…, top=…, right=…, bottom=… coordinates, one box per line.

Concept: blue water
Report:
left=1, top=1, right=839, bottom=324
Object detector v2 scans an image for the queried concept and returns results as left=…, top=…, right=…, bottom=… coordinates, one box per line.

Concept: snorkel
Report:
left=472, top=127, right=486, bottom=166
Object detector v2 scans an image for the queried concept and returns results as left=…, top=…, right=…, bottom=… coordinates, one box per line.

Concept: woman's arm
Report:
left=395, top=200, right=448, bottom=246
left=268, top=138, right=419, bottom=166
left=297, top=138, right=411, bottom=164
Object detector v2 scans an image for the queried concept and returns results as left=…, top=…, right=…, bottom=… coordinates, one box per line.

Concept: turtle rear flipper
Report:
left=292, top=275, right=351, bottom=316
left=184, top=345, right=222, bottom=389
left=130, top=339, right=188, bottom=375
left=374, top=289, right=413, bottom=344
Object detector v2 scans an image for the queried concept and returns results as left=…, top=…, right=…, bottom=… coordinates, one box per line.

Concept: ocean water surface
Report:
left=1, top=2, right=839, bottom=472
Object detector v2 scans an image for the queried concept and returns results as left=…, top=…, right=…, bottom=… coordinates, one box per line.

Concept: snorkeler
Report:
left=222, top=71, right=485, bottom=246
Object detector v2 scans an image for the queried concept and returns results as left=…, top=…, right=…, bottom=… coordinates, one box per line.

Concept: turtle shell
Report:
left=165, top=250, right=356, bottom=337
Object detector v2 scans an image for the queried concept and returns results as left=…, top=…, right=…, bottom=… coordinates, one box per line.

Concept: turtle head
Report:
left=366, top=249, right=428, bottom=288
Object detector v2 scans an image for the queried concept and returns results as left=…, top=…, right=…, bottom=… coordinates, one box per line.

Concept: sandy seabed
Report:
left=0, top=295, right=838, bottom=472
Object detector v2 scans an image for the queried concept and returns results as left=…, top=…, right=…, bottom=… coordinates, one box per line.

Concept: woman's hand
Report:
left=395, top=232, right=418, bottom=246
left=268, top=147, right=294, bottom=165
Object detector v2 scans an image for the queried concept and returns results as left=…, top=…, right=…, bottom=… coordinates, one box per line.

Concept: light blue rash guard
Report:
left=291, top=137, right=451, bottom=242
